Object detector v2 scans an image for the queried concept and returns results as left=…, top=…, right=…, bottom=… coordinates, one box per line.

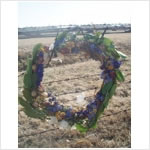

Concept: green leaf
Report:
left=19, top=97, right=46, bottom=120
left=109, top=83, right=117, bottom=99
left=32, top=43, right=42, bottom=63
left=94, top=32, right=101, bottom=42
left=116, top=50, right=127, bottom=59
left=19, top=96, right=31, bottom=108
left=88, top=117, right=97, bottom=129
left=116, top=69, right=125, bottom=82
left=102, top=38, right=113, bottom=47
left=95, top=92, right=110, bottom=120
left=23, top=88, right=33, bottom=103
left=96, top=38, right=103, bottom=45
left=100, top=37, right=120, bottom=59
left=57, top=32, right=67, bottom=41
left=75, top=123, right=88, bottom=133
left=111, top=49, right=121, bottom=59
left=101, top=81, right=113, bottom=95
left=23, top=58, right=32, bottom=89
left=26, top=58, right=32, bottom=74
left=88, top=96, right=108, bottom=129
left=88, top=87, right=114, bottom=129
left=103, top=93, right=111, bottom=108
left=31, top=72, right=37, bottom=89
left=85, top=83, right=116, bottom=129
left=84, top=34, right=94, bottom=41
left=24, top=73, right=32, bottom=89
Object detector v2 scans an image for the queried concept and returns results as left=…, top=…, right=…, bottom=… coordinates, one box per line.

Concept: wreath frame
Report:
left=19, top=29, right=127, bottom=132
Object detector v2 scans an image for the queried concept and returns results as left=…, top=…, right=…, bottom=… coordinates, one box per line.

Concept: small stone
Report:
left=31, top=90, right=37, bottom=97
left=59, top=120, right=71, bottom=130
left=76, top=93, right=86, bottom=106
left=32, top=65, right=36, bottom=71
left=33, top=101, right=39, bottom=108
left=41, top=92, right=48, bottom=98
left=19, top=111, right=26, bottom=117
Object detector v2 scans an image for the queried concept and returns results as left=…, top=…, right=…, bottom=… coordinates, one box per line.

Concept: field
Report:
left=18, top=33, right=131, bottom=148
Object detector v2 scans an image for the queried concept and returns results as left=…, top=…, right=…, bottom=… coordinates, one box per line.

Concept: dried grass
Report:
left=18, top=33, right=131, bottom=148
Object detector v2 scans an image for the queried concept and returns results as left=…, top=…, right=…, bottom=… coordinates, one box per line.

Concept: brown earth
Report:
left=18, top=33, right=131, bottom=148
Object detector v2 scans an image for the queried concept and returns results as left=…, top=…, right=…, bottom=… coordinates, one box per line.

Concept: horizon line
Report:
left=18, top=22, right=131, bottom=28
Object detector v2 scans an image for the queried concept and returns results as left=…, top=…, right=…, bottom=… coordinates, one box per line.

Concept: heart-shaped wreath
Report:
left=19, top=29, right=127, bottom=132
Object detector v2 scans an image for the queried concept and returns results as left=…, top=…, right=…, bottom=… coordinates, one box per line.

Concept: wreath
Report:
left=19, top=29, right=127, bottom=132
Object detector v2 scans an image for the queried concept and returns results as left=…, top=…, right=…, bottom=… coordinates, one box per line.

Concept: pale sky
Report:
left=18, top=1, right=131, bottom=27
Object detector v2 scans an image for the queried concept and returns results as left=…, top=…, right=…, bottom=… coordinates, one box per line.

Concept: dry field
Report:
left=18, top=33, right=131, bottom=148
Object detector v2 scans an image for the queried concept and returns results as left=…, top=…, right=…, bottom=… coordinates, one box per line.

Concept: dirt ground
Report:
left=18, top=33, right=131, bottom=148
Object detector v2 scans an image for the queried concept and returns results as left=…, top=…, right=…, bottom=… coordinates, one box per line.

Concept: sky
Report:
left=18, top=1, right=131, bottom=27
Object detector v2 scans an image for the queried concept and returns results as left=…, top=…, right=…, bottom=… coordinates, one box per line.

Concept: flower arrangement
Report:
left=19, top=29, right=127, bottom=132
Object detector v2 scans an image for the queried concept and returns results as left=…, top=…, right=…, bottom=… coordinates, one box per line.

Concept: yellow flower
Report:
left=56, top=111, right=66, bottom=120
left=40, top=46, right=45, bottom=52
left=107, top=65, right=114, bottom=70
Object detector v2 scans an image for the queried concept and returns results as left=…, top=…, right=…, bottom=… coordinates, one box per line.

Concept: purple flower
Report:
left=36, top=64, right=44, bottom=86
left=47, top=104, right=59, bottom=113
left=96, top=92, right=104, bottom=101
left=90, top=43, right=95, bottom=49
left=56, top=105, right=63, bottom=111
left=104, top=74, right=113, bottom=84
left=95, top=47, right=102, bottom=54
left=90, top=44, right=102, bottom=54
left=54, top=39, right=65, bottom=48
left=100, top=71, right=106, bottom=79
left=86, top=102, right=97, bottom=113
left=37, top=64, right=44, bottom=71
left=87, top=112, right=95, bottom=120
left=113, top=60, right=121, bottom=69
left=71, top=47, right=79, bottom=53
left=100, top=61, right=107, bottom=70
left=90, top=101, right=97, bottom=109
left=38, top=51, right=44, bottom=57
left=77, top=111, right=84, bottom=118
left=52, top=106, right=58, bottom=113
left=52, top=102, right=63, bottom=112
left=65, top=109, right=73, bottom=118
left=47, top=106, right=53, bottom=112
left=83, top=110, right=89, bottom=116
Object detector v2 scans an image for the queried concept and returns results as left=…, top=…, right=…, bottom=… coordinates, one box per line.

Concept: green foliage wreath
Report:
left=19, top=29, right=127, bottom=132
